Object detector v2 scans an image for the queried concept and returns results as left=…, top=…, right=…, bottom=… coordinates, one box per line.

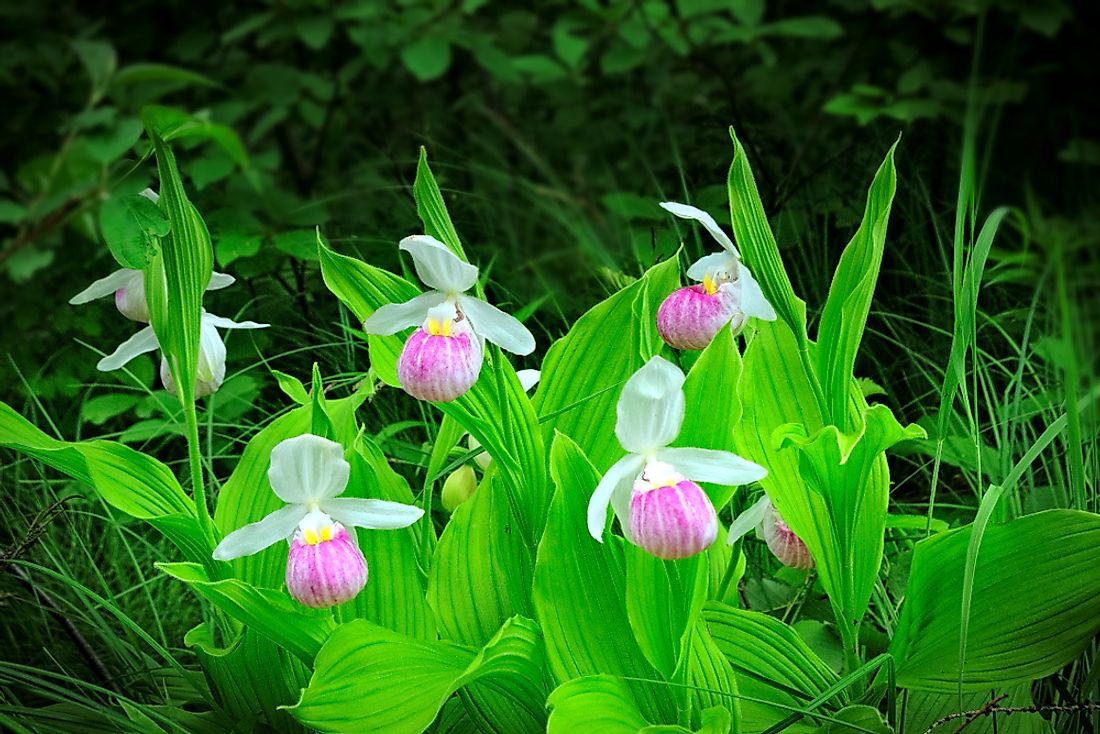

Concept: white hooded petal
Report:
left=207, top=272, right=236, bottom=291
left=399, top=235, right=479, bottom=294
left=615, top=356, right=685, bottom=453
left=362, top=291, right=446, bottom=335
left=458, top=295, right=535, bottom=355
left=268, top=434, right=350, bottom=504
left=201, top=312, right=269, bottom=330
left=212, top=503, right=309, bottom=561
left=97, top=326, right=160, bottom=371
left=659, top=202, right=739, bottom=256
left=685, top=252, right=738, bottom=282
left=587, top=453, right=645, bottom=542
left=319, top=497, right=424, bottom=530
left=735, top=261, right=777, bottom=321
left=70, top=269, right=136, bottom=305
left=726, top=495, right=771, bottom=545
left=655, top=447, right=767, bottom=485
left=517, top=369, right=540, bottom=392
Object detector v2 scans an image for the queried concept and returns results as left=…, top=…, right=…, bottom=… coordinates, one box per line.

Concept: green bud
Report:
left=441, top=464, right=478, bottom=513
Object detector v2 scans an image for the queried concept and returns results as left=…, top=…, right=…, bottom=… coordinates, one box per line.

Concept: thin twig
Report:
left=922, top=699, right=1100, bottom=734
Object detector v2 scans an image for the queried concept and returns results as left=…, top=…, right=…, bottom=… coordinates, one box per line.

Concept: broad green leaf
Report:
left=546, top=676, right=652, bottom=733
left=414, top=147, right=464, bottom=256
left=533, top=433, right=676, bottom=722
left=99, top=192, right=169, bottom=269
left=903, top=686, right=1052, bottom=734
left=72, top=40, right=116, bottom=103
left=814, top=140, right=898, bottom=430
left=686, top=622, right=741, bottom=732
left=401, top=37, right=453, bottom=82
left=890, top=509, right=1100, bottom=692
left=427, top=472, right=533, bottom=646
left=158, top=562, right=336, bottom=664
left=184, top=623, right=308, bottom=733
left=112, top=63, right=220, bottom=89
left=726, top=128, right=806, bottom=344
left=810, top=705, right=889, bottom=733
left=533, top=257, right=679, bottom=473
left=703, top=602, right=841, bottom=732
left=288, top=616, right=545, bottom=733
left=625, top=546, right=707, bottom=680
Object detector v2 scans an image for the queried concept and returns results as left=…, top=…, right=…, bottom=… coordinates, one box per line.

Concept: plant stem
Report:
left=184, top=401, right=216, bottom=557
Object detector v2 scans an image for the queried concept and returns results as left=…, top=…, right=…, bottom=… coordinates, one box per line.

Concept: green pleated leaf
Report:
left=212, top=395, right=363, bottom=590
left=676, top=325, right=744, bottom=511
left=0, top=401, right=204, bottom=560
left=890, top=509, right=1100, bottom=692
left=414, top=147, right=464, bottom=256
left=703, top=602, right=841, bottom=732
left=625, top=546, right=707, bottom=680
left=288, top=616, right=546, bottom=734
left=185, top=623, right=308, bottom=733
left=686, top=621, right=740, bottom=732
left=726, top=128, right=806, bottom=344
left=532, top=433, right=676, bottom=723
left=546, top=676, right=653, bottom=733
left=533, top=257, right=679, bottom=473
left=814, top=140, right=899, bottom=430
left=427, top=473, right=534, bottom=647
left=904, top=686, right=1052, bottom=734
left=158, top=562, right=335, bottom=664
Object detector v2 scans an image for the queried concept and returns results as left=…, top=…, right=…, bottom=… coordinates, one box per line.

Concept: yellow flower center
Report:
left=427, top=317, right=453, bottom=337
left=302, top=524, right=336, bottom=545
left=703, top=274, right=718, bottom=296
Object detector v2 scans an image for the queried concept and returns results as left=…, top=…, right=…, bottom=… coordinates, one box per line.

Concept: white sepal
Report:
left=659, top=202, right=739, bottom=256
left=320, top=497, right=424, bottom=530
left=97, top=326, right=160, bottom=371
left=268, top=434, right=350, bottom=504
left=654, top=447, right=767, bottom=485
left=615, top=356, right=685, bottom=454
left=727, top=496, right=771, bottom=545
left=363, top=291, right=446, bottom=335
left=69, top=269, right=135, bottom=305
left=587, top=453, right=645, bottom=542
left=459, top=295, right=536, bottom=355
left=399, top=235, right=478, bottom=294
left=212, top=503, right=309, bottom=560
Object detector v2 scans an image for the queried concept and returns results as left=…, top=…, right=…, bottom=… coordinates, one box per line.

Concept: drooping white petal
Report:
left=362, top=291, right=446, bottom=335
left=268, top=434, right=350, bottom=504
left=69, top=269, right=135, bottom=305
left=212, top=503, right=308, bottom=560
left=97, top=326, right=160, bottom=371
left=615, top=357, right=686, bottom=453
left=399, top=235, right=479, bottom=294
left=517, top=369, right=540, bottom=392
left=659, top=202, right=739, bottom=256
left=655, top=446, right=767, bottom=485
left=201, top=312, right=269, bottom=330
left=207, top=272, right=236, bottom=291
left=735, top=261, right=777, bottom=321
left=726, top=495, right=771, bottom=545
left=319, top=497, right=424, bottom=530
left=587, top=453, right=645, bottom=542
left=458, top=295, right=535, bottom=355
left=685, top=252, right=738, bottom=282
left=196, top=320, right=228, bottom=383
left=140, top=188, right=159, bottom=203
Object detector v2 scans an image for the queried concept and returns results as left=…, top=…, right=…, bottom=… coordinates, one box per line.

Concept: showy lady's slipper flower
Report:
left=727, top=495, right=814, bottom=570
left=213, top=434, right=424, bottom=608
left=587, top=356, right=767, bottom=559
left=656, top=202, right=776, bottom=350
left=71, top=269, right=236, bottom=323
left=96, top=311, right=267, bottom=398
left=362, top=235, right=536, bottom=402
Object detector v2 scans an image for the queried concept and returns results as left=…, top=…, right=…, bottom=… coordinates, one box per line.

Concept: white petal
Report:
left=362, top=291, right=446, bottom=335
left=517, top=369, right=540, bottom=392
left=458, top=295, right=535, bottom=355
left=201, top=312, right=269, bottom=330
left=96, top=326, right=160, bottom=371
left=726, top=495, right=770, bottom=545
left=587, top=454, right=645, bottom=542
left=685, top=252, right=737, bottom=282
left=736, top=261, right=776, bottom=321
left=268, top=434, right=350, bottom=503
left=319, top=497, right=424, bottom=530
left=196, top=320, right=227, bottom=383
left=655, top=446, right=767, bottom=485
left=399, top=235, right=478, bottom=293
left=140, top=188, right=159, bottom=203
left=615, top=357, right=685, bottom=453
left=69, top=269, right=136, bottom=305
left=659, top=202, right=739, bottom=256
left=207, top=272, right=236, bottom=291
left=212, top=504, right=308, bottom=560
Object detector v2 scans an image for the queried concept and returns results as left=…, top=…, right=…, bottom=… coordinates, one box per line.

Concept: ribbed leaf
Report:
left=414, top=147, right=465, bottom=257
left=686, top=622, right=740, bottom=732
left=288, top=616, right=546, bottom=734
left=625, top=546, right=707, bottom=680
left=726, top=128, right=806, bottom=343
left=547, top=676, right=651, bottom=733
left=814, top=141, right=899, bottom=430
left=532, top=433, right=676, bottom=723
left=533, top=257, right=679, bottom=473
left=891, top=509, right=1100, bottom=692
left=158, top=562, right=335, bottom=664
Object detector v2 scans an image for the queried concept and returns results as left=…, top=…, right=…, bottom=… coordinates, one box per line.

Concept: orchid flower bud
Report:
left=397, top=302, right=484, bottom=402
left=629, top=461, right=718, bottom=559
left=441, top=464, right=478, bottom=513
left=759, top=500, right=814, bottom=570
left=285, top=509, right=368, bottom=608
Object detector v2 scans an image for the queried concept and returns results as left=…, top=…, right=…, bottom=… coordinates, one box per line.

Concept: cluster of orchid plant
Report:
left=71, top=196, right=810, bottom=611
